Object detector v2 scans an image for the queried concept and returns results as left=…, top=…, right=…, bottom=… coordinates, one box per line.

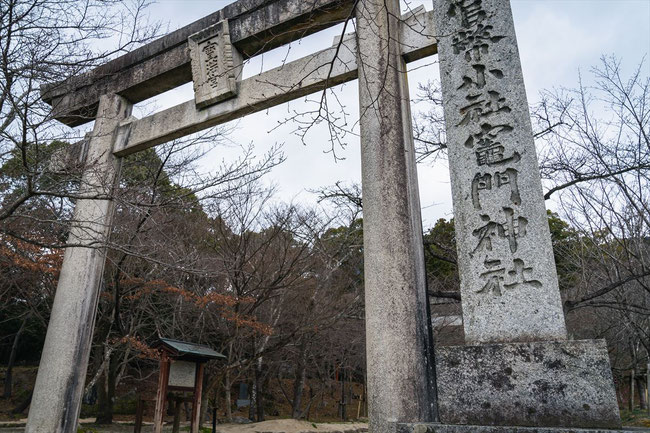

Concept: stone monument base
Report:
left=397, top=424, right=639, bottom=433
left=434, top=340, right=621, bottom=429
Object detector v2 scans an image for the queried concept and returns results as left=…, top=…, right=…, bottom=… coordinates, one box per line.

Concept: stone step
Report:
left=398, top=423, right=645, bottom=433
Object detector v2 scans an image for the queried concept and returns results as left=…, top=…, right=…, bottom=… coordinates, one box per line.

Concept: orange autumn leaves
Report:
left=112, top=335, right=162, bottom=360
left=1, top=235, right=274, bottom=338
left=0, top=236, right=63, bottom=278
left=120, top=278, right=273, bottom=336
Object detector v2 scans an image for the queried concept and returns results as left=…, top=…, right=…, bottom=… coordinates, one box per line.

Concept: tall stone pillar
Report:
left=356, top=1, right=437, bottom=432
left=435, top=0, right=566, bottom=344
left=420, top=0, right=622, bottom=429
left=26, top=94, right=131, bottom=433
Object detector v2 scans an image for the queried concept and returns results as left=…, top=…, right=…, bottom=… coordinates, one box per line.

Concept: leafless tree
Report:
left=534, top=57, right=650, bottom=406
left=0, top=0, right=162, bottom=243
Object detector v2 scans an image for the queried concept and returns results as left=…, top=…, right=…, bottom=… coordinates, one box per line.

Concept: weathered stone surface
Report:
left=188, top=20, right=242, bottom=108
left=41, top=0, right=356, bottom=126
left=433, top=0, right=567, bottom=344
left=356, top=1, right=437, bottom=433
left=112, top=8, right=436, bottom=156
left=25, top=94, right=131, bottom=433
left=398, top=423, right=639, bottom=433
left=435, top=340, right=621, bottom=429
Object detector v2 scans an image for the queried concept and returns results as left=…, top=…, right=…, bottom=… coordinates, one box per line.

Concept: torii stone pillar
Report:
left=26, top=94, right=131, bottom=433
left=357, top=1, right=438, bottom=432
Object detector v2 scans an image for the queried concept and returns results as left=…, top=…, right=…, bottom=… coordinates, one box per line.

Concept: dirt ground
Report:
left=0, top=418, right=369, bottom=433
left=212, top=419, right=368, bottom=433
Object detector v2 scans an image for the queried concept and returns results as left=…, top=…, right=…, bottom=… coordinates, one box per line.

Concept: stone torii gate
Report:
left=27, top=0, right=624, bottom=432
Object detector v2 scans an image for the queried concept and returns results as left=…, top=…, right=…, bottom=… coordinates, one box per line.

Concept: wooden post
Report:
left=154, top=354, right=171, bottom=433
left=357, top=387, right=363, bottom=420
left=191, top=363, right=205, bottom=433
left=647, top=363, right=650, bottom=415
left=172, top=397, right=182, bottom=433
left=134, top=397, right=144, bottom=433
left=212, top=407, right=217, bottom=432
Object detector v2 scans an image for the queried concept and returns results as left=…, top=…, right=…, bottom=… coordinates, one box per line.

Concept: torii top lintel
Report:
left=40, top=0, right=356, bottom=127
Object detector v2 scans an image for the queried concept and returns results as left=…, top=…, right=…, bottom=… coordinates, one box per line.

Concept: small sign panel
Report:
left=168, top=361, right=196, bottom=389
left=188, top=20, right=242, bottom=108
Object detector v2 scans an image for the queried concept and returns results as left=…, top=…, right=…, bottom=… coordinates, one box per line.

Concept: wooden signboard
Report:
left=146, top=339, right=224, bottom=433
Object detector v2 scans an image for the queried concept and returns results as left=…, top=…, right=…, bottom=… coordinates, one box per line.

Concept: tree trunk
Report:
left=172, top=398, right=182, bottom=433
left=339, top=368, right=347, bottom=421
left=199, top=374, right=210, bottom=427
left=248, top=379, right=256, bottom=421
left=306, top=386, right=314, bottom=419
left=167, top=396, right=175, bottom=416
left=291, top=340, right=307, bottom=419
left=630, top=369, right=636, bottom=411
left=183, top=400, right=191, bottom=420
left=96, top=351, right=117, bottom=424
left=256, top=357, right=265, bottom=422
left=637, top=377, right=647, bottom=410
left=11, top=389, right=32, bottom=414
left=224, top=370, right=233, bottom=422
left=96, top=362, right=109, bottom=422
left=3, top=317, right=27, bottom=399
left=647, top=363, right=650, bottom=415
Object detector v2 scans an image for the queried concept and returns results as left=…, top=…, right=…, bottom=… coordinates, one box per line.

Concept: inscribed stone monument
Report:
left=435, top=0, right=567, bottom=344
left=424, top=0, right=623, bottom=429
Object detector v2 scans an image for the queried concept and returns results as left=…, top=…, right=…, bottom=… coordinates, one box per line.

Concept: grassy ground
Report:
left=620, top=408, right=650, bottom=428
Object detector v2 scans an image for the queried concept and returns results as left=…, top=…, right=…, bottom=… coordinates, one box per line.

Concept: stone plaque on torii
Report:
left=27, top=1, right=626, bottom=432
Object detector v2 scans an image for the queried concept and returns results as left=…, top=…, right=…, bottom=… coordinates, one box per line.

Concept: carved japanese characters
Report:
left=188, top=20, right=242, bottom=108
left=434, top=0, right=567, bottom=343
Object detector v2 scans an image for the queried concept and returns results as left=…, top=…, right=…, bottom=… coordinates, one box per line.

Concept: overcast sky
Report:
left=107, top=0, right=650, bottom=229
